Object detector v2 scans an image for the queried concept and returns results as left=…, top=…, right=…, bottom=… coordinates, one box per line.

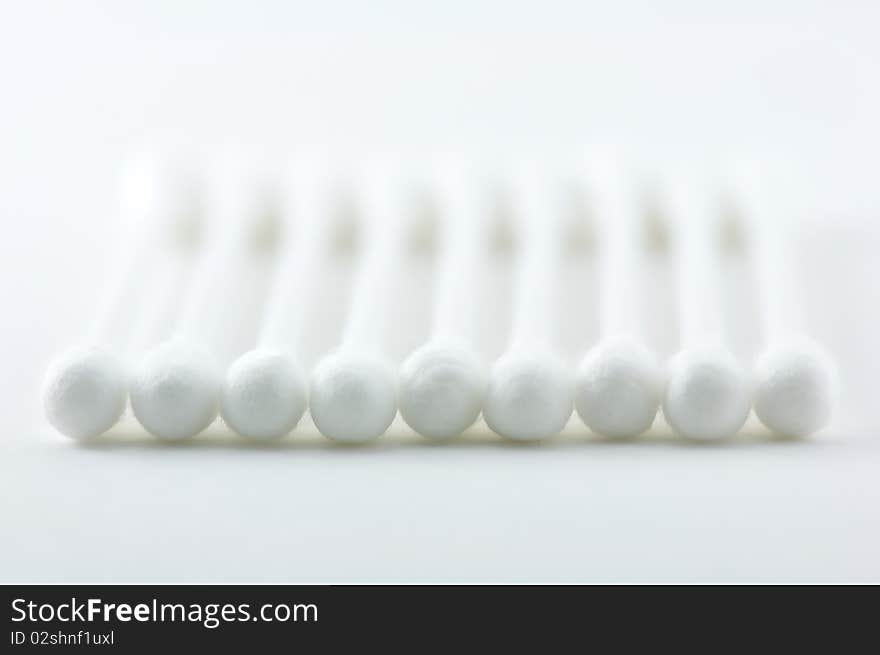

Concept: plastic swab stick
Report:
left=221, top=158, right=338, bottom=440
left=483, top=165, right=574, bottom=441
left=125, top=223, right=201, bottom=358
left=130, top=159, right=277, bottom=440
left=733, top=169, right=838, bottom=436
left=308, top=163, right=405, bottom=442
left=398, top=159, right=489, bottom=439
left=575, top=162, right=663, bottom=437
left=42, top=153, right=198, bottom=439
left=662, top=177, right=751, bottom=440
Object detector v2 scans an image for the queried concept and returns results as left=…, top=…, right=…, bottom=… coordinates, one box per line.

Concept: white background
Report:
left=1, top=1, right=879, bottom=582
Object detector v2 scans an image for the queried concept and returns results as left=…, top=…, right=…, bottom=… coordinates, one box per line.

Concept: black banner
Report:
left=2, top=585, right=876, bottom=649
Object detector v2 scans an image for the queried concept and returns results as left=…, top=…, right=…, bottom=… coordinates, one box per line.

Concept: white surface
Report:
left=2, top=2, right=880, bottom=583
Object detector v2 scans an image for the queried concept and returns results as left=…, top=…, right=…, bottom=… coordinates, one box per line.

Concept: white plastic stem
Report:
left=340, top=169, right=408, bottom=351
left=87, top=229, right=152, bottom=348
left=430, top=164, right=489, bottom=345
left=127, top=247, right=196, bottom=355
left=733, top=177, right=805, bottom=342
left=587, top=166, right=644, bottom=339
left=667, top=181, right=725, bottom=347
left=174, top=164, right=274, bottom=363
left=87, top=158, right=192, bottom=349
left=508, top=168, right=566, bottom=350
left=258, top=163, right=336, bottom=350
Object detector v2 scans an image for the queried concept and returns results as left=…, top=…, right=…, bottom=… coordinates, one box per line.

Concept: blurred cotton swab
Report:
left=220, top=158, right=338, bottom=440
left=483, top=165, right=574, bottom=441
left=308, top=163, right=405, bottom=442
left=398, top=159, right=489, bottom=439
left=732, top=168, right=838, bottom=437
left=130, top=158, right=277, bottom=440
left=42, top=153, right=199, bottom=440
left=662, top=177, right=751, bottom=441
left=575, top=162, right=663, bottom=438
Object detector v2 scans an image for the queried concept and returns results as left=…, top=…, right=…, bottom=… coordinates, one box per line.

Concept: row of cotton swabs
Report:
left=42, top=154, right=838, bottom=443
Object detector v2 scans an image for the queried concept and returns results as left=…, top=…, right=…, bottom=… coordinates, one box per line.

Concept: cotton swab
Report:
left=398, top=160, right=489, bottom=439
left=220, top=159, right=338, bottom=440
left=308, top=163, right=404, bottom=442
left=662, top=177, right=751, bottom=441
left=732, top=169, right=838, bottom=437
left=575, top=163, right=663, bottom=438
left=483, top=165, right=574, bottom=441
left=129, top=159, right=277, bottom=440
left=41, top=154, right=198, bottom=440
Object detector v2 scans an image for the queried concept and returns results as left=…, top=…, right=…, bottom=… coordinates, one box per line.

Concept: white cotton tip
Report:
left=221, top=349, right=308, bottom=440
left=41, top=346, right=127, bottom=440
left=753, top=337, right=838, bottom=437
left=129, top=340, right=220, bottom=440
left=483, top=350, right=574, bottom=441
left=309, top=350, right=397, bottom=443
left=575, top=336, right=663, bottom=438
left=399, top=342, right=487, bottom=439
left=663, top=345, right=751, bottom=441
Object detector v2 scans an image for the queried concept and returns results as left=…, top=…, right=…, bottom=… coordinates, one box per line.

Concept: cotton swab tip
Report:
left=399, top=342, right=486, bottom=439
left=484, top=349, right=574, bottom=441
left=309, top=350, right=397, bottom=443
left=663, top=345, right=751, bottom=441
left=221, top=349, right=308, bottom=440
left=575, top=336, right=663, bottom=438
left=129, top=339, right=220, bottom=440
left=753, top=337, right=838, bottom=437
left=42, top=346, right=126, bottom=440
